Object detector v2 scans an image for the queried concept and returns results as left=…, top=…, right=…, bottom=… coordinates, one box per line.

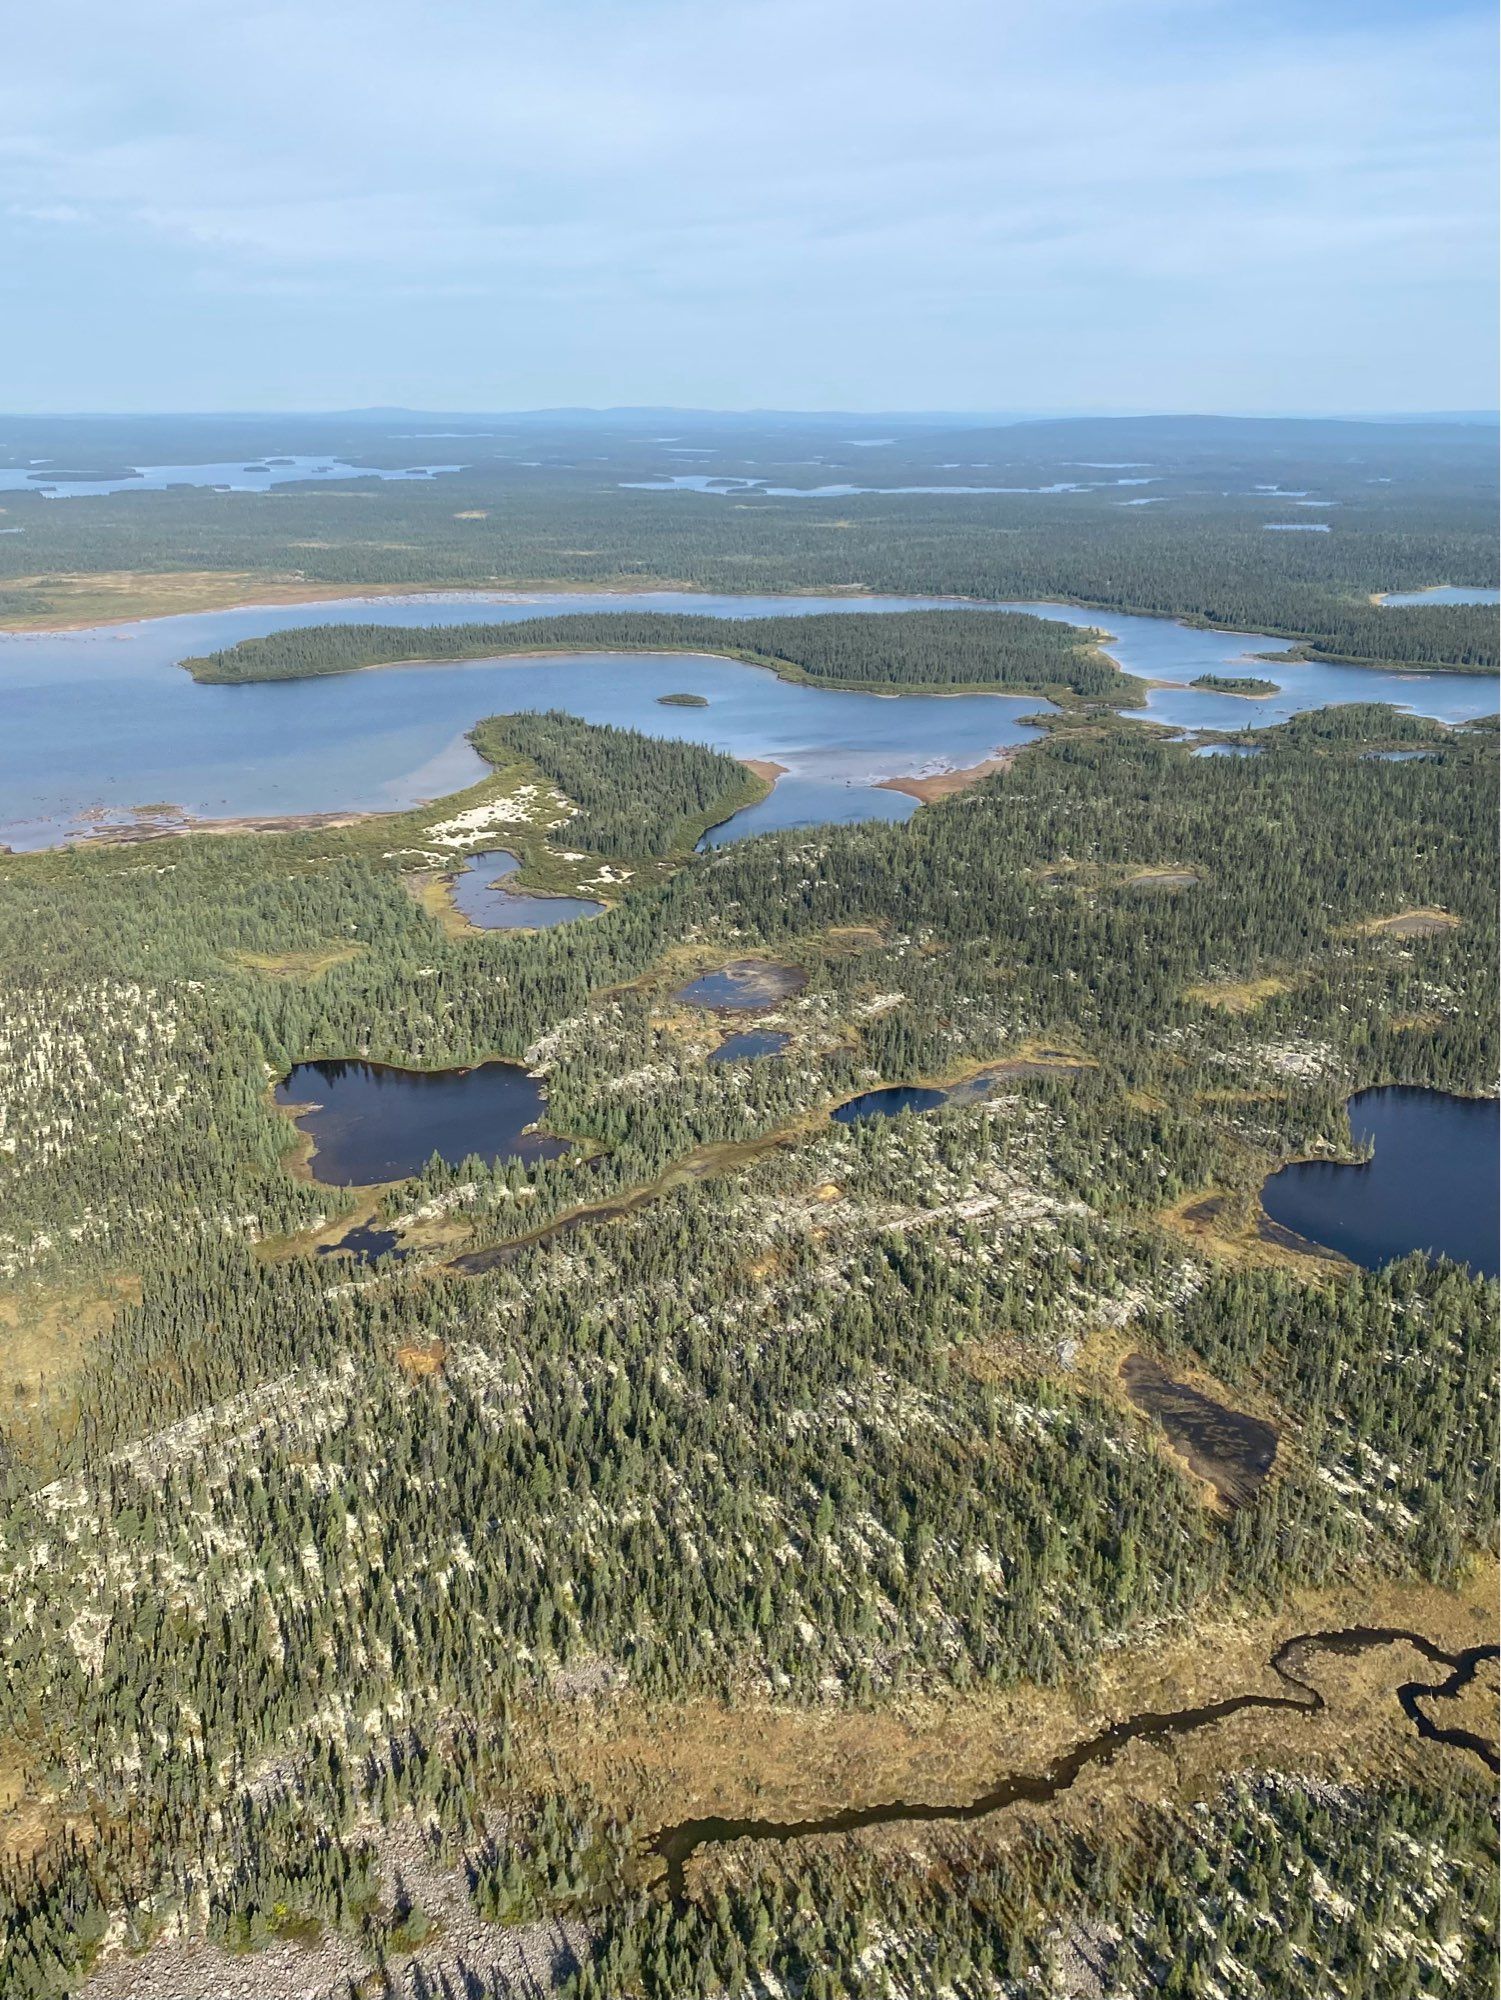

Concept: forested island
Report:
left=1190, top=671, right=1278, bottom=695
left=182, top=607, right=1128, bottom=701
left=0, top=414, right=1495, bottom=679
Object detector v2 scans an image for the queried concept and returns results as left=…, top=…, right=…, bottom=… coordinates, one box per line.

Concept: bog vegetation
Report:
left=0, top=569, right=1495, bottom=1993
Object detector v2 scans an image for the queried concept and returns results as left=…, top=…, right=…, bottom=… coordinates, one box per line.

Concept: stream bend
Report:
left=648, top=1626, right=1499, bottom=1900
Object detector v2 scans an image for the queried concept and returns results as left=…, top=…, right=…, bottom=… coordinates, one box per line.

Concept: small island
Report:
left=657, top=690, right=710, bottom=707
left=1190, top=672, right=1278, bottom=696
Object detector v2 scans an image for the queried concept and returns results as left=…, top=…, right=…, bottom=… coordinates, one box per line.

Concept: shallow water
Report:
left=709, top=1030, right=791, bottom=1063
left=276, top=1056, right=568, bottom=1186
left=0, top=457, right=458, bottom=499
left=984, top=600, right=1499, bottom=732
left=673, top=960, right=807, bottom=1011
left=1120, top=1353, right=1277, bottom=1507
left=1379, top=586, right=1500, bottom=608
left=0, top=589, right=1048, bottom=849
left=318, top=1217, right=407, bottom=1263
left=1260, top=1087, right=1499, bottom=1279
left=449, top=849, right=604, bottom=929
left=0, top=589, right=1493, bottom=851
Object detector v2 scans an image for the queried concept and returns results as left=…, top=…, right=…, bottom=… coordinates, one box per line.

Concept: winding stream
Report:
left=648, top=1629, right=1499, bottom=1897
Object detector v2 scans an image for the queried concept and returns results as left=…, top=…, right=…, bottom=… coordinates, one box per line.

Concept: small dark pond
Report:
left=831, top=1060, right=1071, bottom=1125
left=1120, top=1353, right=1277, bottom=1508
left=277, top=1057, right=568, bottom=1186
left=710, top=1030, right=791, bottom=1064
left=833, top=1084, right=949, bottom=1124
left=1260, top=1086, right=1499, bottom=1279
left=673, top=960, right=808, bottom=1012
left=319, top=1217, right=407, bottom=1263
left=449, top=849, right=605, bottom=930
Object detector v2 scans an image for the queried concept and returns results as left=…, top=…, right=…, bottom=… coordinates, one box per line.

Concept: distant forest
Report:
left=0, top=413, right=1495, bottom=671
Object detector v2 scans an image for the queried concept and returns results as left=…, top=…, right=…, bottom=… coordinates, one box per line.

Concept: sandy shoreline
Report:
left=0, top=572, right=885, bottom=636
left=876, top=749, right=1017, bottom=802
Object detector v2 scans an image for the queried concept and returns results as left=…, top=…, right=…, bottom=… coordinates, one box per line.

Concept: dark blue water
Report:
left=449, top=849, right=604, bottom=929
left=276, top=1057, right=568, bottom=1186
left=1261, top=1087, right=1499, bottom=1279
left=674, top=961, right=808, bottom=1012
left=709, top=1030, right=791, bottom=1064
left=832, top=1084, right=950, bottom=1124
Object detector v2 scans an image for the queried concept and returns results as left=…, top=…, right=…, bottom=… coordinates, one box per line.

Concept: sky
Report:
left=0, top=0, right=1495, bottom=414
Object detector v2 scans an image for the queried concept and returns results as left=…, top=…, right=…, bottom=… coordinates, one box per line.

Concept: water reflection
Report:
left=450, top=849, right=604, bottom=929
left=276, top=1057, right=568, bottom=1186
left=1260, top=1087, right=1499, bottom=1279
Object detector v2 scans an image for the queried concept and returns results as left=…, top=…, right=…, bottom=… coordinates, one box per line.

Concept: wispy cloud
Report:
left=0, top=0, right=1494, bottom=407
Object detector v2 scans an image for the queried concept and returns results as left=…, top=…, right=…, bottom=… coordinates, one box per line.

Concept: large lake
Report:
left=1261, top=1087, right=1499, bottom=1280
left=0, top=590, right=1494, bottom=850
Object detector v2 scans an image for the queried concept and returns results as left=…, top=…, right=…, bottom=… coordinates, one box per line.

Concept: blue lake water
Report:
left=449, top=849, right=604, bottom=929
left=1379, top=586, right=1500, bottom=608
left=1260, top=1087, right=1499, bottom=1280
left=0, top=589, right=1493, bottom=850
left=983, top=601, right=1499, bottom=733
left=0, top=458, right=459, bottom=499
left=832, top=1084, right=950, bottom=1123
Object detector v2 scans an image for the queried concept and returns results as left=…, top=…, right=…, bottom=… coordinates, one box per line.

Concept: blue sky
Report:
left=1, top=0, right=1494, bottom=413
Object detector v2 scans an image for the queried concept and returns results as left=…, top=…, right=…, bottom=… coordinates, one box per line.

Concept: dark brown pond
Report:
left=1120, top=1352, right=1278, bottom=1507
left=648, top=1628, right=1498, bottom=1899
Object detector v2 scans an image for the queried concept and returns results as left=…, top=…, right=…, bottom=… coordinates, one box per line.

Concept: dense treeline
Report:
left=472, top=710, right=766, bottom=858
left=567, top=1776, right=1498, bottom=1999
left=0, top=701, right=1495, bottom=1993
left=0, top=414, right=1494, bottom=669
left=184, top=608, right=1123, bottom=696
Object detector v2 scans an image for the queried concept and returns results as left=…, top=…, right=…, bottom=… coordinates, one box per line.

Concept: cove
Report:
left=1379, top=586, right=1500, bottom=608
left=276, top=1057, right=568, bottom=1186
left=0, top=589, right=1494, bottom=853
left=648, top=1628, right=1499, bottom=1899
left=1260, top=1087, right=1499, bottom=1280
left=449, top=849, right=604, bottom=929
